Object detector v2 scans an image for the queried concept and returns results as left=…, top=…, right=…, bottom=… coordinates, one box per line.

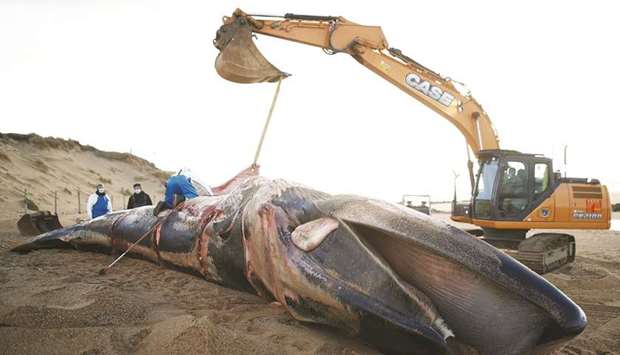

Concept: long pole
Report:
left=452, top=171, right=460, bottom=205
left=253, top=78, right=282, bottom=166
left=98, top=204, right=178, bottom=275
left=98, top=222, right=157, bottom=275
left=465, top=142, right=475, bottom=193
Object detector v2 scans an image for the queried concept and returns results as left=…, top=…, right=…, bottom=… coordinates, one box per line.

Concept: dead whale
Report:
left=13, top=167, right=586, bottom=354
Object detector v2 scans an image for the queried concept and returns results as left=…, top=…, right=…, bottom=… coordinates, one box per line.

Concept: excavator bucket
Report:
left=17, top=211, right=63, bottom=236
left=213, top=15, right=289, bottom=83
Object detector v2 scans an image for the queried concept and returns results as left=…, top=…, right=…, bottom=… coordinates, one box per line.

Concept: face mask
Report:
left=134, top=188, right=141, bottom=194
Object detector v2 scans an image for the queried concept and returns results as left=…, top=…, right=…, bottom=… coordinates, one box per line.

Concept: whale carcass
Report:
left=13, top=168, right=586, bottom=354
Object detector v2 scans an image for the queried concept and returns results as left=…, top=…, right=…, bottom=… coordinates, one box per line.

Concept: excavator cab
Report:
left=472, top=150, right=556, bottom=223
left=452, top=150, right=554, bottom=226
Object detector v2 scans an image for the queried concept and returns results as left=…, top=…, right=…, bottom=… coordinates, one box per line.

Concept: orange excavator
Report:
left=213, top=9, right=611, bottom=273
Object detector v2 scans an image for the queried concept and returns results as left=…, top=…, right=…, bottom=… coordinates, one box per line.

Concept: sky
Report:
left=1, top=0, right=619, bottom=203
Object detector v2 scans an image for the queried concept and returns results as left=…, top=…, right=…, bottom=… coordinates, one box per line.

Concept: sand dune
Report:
left=0, top=133, right=169, bottom=221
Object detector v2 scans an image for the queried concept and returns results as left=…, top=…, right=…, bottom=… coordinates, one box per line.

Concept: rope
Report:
left=253, top=78, right=282, bottom=167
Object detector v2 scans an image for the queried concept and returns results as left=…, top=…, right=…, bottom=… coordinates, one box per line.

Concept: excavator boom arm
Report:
left=214, top=9, right=500, bottom=154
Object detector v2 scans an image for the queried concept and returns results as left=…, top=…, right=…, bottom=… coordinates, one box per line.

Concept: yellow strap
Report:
left=253, top=78, right=282, bottom=166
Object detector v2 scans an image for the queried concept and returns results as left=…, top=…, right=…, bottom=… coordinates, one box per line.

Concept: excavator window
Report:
left=534, top=163, right=550, bottom=196
left=473, top=157, right=499, bottom=219
left=498, top=161, right=529, bottom=217
left=473, top=153, right=557, bottom=221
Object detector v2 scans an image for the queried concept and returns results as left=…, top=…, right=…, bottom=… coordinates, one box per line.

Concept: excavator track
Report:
left=503, top=233, right=575, bottom=274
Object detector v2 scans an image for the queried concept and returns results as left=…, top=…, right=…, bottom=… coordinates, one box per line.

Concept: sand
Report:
left=541, top=227, right=620, bottom=354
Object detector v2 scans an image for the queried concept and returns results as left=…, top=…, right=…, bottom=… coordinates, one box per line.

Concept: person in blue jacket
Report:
left=86, top=184, right=112, bottom=219
left=154, top=168, right=199, bottom=216
left=165, top=168, right=199, bottom=207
